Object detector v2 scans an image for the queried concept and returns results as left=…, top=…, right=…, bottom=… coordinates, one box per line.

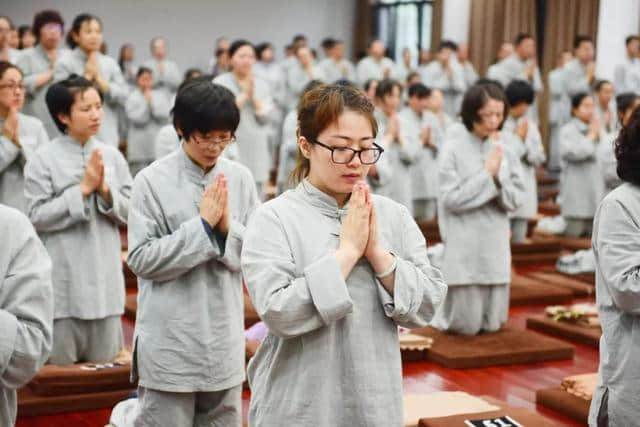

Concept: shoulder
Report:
left=0, top=204, right=31, bottom=229
left=217, top=156, right=255, bottom=184
left=18, top=112, right=45, bottom=129
left=601, top=183, right=640, bottom=215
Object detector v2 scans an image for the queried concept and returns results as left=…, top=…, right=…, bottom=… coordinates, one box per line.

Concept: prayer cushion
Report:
left=536, top=387, right=590, bottom=424
left=525, top=272, right=594, bottom=297
left=526, top=315, right=601, bottom=348
left=28, top=363, right=133, bottom=396
left=18, top=387, right=133, bottom=417
left=510, top=274, right=573, bottom=306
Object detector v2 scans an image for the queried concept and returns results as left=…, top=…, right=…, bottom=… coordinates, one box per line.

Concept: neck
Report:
left=233, top=69, right=248, bottom=79
left=0, top=105, right=8, bottom=118
left=68, top=131, right=90, bottom=145
left=600, top=100, right=609, bottom=109
left=472, top=129, right=488, bottom=140
left=183, top=142, right=215, bottom=172
left=307, top=174, right=349, bottom=207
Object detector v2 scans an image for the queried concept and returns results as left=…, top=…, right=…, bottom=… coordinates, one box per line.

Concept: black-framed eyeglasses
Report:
left=311, top=140, right=384, bottom=164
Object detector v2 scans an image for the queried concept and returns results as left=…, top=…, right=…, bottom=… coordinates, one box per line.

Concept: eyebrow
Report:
left=328, top=135, right=375, bottom=141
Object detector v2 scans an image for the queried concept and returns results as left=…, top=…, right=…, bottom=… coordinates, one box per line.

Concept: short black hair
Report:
left=438, top=40, right=458, bottom=52
left=183, top=68, right=202, bottom=81
left=505, top=79, right=534, bottom=107
left=136, top=66, right=152, bottom=79
left=615, top=106, right=640, bottom=186
left=515, top=33, right=533, bottom=45
left=461, top=83, right=507, bottom=131
left=616, top=92, right=638, bottom=117
left=321, top=37, right=335, bottom=50
left=67, top=13, right=102, bottom=49
left=228, top=39, right=255, bottom=58
left=363, top=79, right=378, bottom=92
left=367, top=38, right=382, bottom=49
left=32, top=10, right=64, bottom=43
left=255, top=42, right=273, bottom=60
left=375, top=79, right=401, bottom=99
left=46, top=75, right=102, bottom=133
left=570, top=92, right=591, bottom=112
left=626, top=35, right=639, bottom=46
left=292, top=34, right=307, bottom=43
left=172, top=78, right=240, bottom=141
left=406, top=71, right=420, bottom=83
left=407, top=83, right=431, bottom=99
left=333, top=79, right=356, bottom=87
left=573, top=35, right=593, bottom=50
left=594, top=79, right=612, bottom=92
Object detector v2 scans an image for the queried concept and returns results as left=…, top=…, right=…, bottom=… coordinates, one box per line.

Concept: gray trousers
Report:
left=134, top=384, right=242, bottom=427
left=564, top=217, right=593, bottom=238
left=510, top=218, right=529, bottom=243
left=49, top=315, right=123, bottom=365
left=430, top=284, right=509, bottom=336
left=413, top=198, right=437, bottom=221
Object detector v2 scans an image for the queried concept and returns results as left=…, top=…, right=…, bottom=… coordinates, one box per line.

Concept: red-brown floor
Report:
left=17, top=278, right=597, bottom=427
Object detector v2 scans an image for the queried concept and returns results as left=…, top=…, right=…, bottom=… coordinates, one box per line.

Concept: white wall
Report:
left=596, top=0, right=640, bottom=81
left=4, top=0, right=355, bottom=72
left=441, top=0, right=470, bottom=44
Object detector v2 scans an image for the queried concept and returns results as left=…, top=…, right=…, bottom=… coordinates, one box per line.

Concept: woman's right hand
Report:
left=336, top=182, right=371, bottom=274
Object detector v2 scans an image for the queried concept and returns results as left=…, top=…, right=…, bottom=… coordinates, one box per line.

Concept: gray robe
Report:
left=559, top=118, right=604, bottom=219
left=141, top=58, right=181, bottom=101
left=548, top=67, right=571, bottom=170
left=54, top=48, right=128, bottom=146
left=241, top=179, right=447, bottom=427
left=125, top=88, right=171, bottom=164
left=613, top=57, right=640, bottom=95
left=597, top=133, right=621, bottom=194
left=589, top=183, right=640, bottom=427
left=214, top=72, right=273, bottom=185
left=154, top=124, right=180, bottom=160
left=356, top=56, right=397, bottom=87
left=127, top=146, right=259, bottom=392
left=438, top=129, right=523, bottom=285
left=490, top=54, right=543, bottom=120
left=285, top=62, right=326, bottom=110
left=564, top=59, right=594, bottom=97
left=16, top=44, right=65, bottom=137
left=502, top=116, right=545, bottom=219
left=0, top=112, right=49, bottom=213
left=0, top=205, right=53, bottom=427
left=418, top=61, right=465, bottom=117
left=23, top=135, right=131, bottom=320
left=372, top=109, right=419, bottom=210
left=319, top=57, right=356, bottom=84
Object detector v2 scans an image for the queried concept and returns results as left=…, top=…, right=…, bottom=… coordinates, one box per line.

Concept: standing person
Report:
left=399, top=83, right=439, bottom=220
left=559, top=93, right=603, bottom=237
left=18, top=25, right=36, bottom=50
left=125, top=67, right=170, bottom=176
left=319, top=39, right=356, bottom=83
left=24, top=76, right=132, bottom=364
left=127, top=79, right=258, bottom=427
left=548, top=51, right=573, bottom=171
left=503, top=80, right=545, bottom=242
left=54, top=13, right=128, bottom=147
left=418, top=41, right=465, bottom=117
left=207, top=36, right=230, bottom=75
left=614, top=35, right=640, bottom=95
left=215, top=40, right=273, bottom=198
left=356, top=39, right=397, bottom=87
left=599, top=93, right=640, bottom=194
left=286, top=46, right=325, bottom=110
left=241, top=83, right=446, bottom=426
left=457, top=43, right=478, bottom=89
left=0, top=61, right=49, bottom=213
left=588, top=107, right=640, bottom=427
left=396, top=47, right=415, bottom=84
left=564, top=36, right=597, bottom=97
left=433, top=83, right=523, bottom=335
left=118, top=43, right=137, bottom=85
left=593, top=80, right=616, bottom=135
left=142, top=37, right=181, bottom=101
left=372, top=79, right=417, bottom=210
left=0, top=17, right=20, bottom=63
left=0, top=205, right=53, bottom=427
left=16, top=10, right=64, bottom=137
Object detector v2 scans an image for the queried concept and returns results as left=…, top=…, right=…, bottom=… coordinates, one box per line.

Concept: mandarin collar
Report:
left=178, top=142, right=221, bottom=183
left=297, top=179, right=350, bottom=219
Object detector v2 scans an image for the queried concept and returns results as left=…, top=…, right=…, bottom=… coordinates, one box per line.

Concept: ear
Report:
left=57, top=112, right=71, bottom=129
left=298, top=136, right=312, bottom=159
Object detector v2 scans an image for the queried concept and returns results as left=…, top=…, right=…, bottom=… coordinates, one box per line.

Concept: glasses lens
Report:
left=332, top=148, right=353, bottom=164
left=360, top=148, right=380, bottom=164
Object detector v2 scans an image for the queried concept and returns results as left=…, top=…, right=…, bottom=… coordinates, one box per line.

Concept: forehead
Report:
left=80, top=19, right=101, bottom=30
left=480, top=98, right=505, bottom=111
left=1, top=68, right=22, bottom=81
left=323, top=110, right=375, bottom=139
left=72, top=88, right=101, bottom=106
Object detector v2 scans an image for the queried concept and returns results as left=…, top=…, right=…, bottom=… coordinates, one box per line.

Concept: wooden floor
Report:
left=17, top=268, right=597, bottom=427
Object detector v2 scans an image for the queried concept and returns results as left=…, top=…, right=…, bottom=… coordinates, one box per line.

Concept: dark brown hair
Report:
left=0, top=60, right=22, bottom=80
left=32, top=10, right=64, bottom=42
left=461, top=82, right=507, bottom=131
left=292, top=84, right=378, bottom=183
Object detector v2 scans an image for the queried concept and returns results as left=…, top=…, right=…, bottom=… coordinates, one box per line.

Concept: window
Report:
left=373, top=0, right=434, bottom=66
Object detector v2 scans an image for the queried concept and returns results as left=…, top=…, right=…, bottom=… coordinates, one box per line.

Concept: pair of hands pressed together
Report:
left=200, top=174, right=230, bottom=236
left=484, top=140, right=504, bottom=178
left=84, top=52, right=109, bottom=94
left=79, top=149, right=111, bottom=203
left=336, top=182, right=395, bottom=286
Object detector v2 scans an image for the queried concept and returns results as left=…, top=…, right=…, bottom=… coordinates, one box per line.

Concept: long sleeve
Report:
left=565, top=64, right=591, bottom=97
left=150, top=91, right=171, bottom=122
left=96, top=151, right=132, bottom=225
left=596, top=198, right=640, bottom=314
left=241, top=206, right=354, bottom=339
left=495, top=147, right=525, bottom=213
left=127, top=174, right=240, bottom=282
left=125, top=91, right=150, bottom=125
left=0, top=136, right=20, bottom=173
left=439, top=147, right=499, bottom=213
left=375, top=206, right=447, bottom=328
left=523, top=126, right=546, bottom=166
left=16, top=54, right=39, bottom=95
left=157, top=61, right=181, bottom=91
left=24, top=152, right=91, bottom=232
left=0, top=214, right=53, bottom=390
left=102, top=61, right=128, bottom=107
left=614, top=64, right=627, bottom=93
left=560, top=125, right=596, bottom=163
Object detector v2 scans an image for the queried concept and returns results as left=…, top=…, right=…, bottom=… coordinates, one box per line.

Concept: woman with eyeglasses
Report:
left=127, top=79, right=258, bottom=426
left=53, top=13, right=128, bottom=148
left=0, top=61, right=49, bottom=213
left=241, top=84, right=447, bottom=426
left=15, top=10, right=64, bottom=138
left=432, top=83, right=524, bottom=336
left=215, top=39, right=274, bottom=199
